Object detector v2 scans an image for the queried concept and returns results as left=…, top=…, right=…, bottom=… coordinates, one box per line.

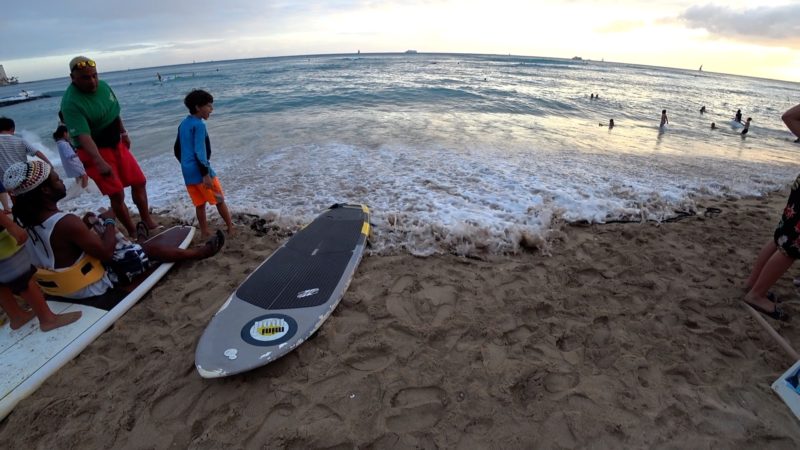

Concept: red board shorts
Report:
left=186, top=177, right=225, bottom=207
left=77, top=141, right=147, bottom=196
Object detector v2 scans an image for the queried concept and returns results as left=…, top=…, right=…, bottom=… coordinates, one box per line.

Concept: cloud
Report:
left=0, top=0, right=373, bottom=60
left=595, top=20, right=646, bottom=33
left=679, top=3, right=800, bottom=47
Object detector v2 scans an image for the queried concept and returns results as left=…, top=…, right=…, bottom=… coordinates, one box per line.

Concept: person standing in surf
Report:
left=175, top=89, right=234, bottom=238
left=741, top=117, right=752, bottom=136
left=660, top=110, right=669, bottom=128
left=735, top=109, right=742, bottom=123
left=60, top=56, right=159, bottom=237
left=53, top=125, right=88, bottom=189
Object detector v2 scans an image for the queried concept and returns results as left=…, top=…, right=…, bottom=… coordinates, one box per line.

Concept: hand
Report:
left=95, top=158, right=113, bottom=177
left=202, top=175, right=213, bottom=189
left=8, top=225, right=27, bottom=245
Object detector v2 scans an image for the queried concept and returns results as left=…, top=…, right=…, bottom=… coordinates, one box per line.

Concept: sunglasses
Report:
left=71, top=59, right=96, bottom=71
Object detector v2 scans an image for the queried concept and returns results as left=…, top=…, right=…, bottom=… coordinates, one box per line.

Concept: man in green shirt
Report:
left=60, top=56, right=158, bottom=237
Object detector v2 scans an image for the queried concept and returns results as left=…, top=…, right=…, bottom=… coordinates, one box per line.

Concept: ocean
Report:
left=1, top=53, right=799, bottom=256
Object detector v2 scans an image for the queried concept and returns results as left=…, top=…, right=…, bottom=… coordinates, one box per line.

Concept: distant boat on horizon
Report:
left=405, top=50, right=418, bottom=54
left=699, top=64, right=703, bottom=71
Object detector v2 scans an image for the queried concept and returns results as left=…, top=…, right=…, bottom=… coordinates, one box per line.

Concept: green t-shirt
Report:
left=60, top=79, right=121, bottom=146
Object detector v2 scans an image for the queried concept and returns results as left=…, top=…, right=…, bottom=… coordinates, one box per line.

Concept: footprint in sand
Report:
left=385, top=386, right=447, bottom=432
left=543, top=371, right=580, bottom=393
left=245, top=403, right=295, bottom=446
left=150, top=383, right=202, bottom=420
left=344, top=344, right=395, bottom=372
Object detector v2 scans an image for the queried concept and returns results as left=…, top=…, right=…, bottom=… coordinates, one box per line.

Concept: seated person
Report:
left=4, top=161, right=225, bottom=302
left=0, top=210, right=81, bottom=330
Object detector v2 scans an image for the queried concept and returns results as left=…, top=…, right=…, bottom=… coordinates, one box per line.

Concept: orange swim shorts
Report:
left=186, top=177, right=225, bottom=207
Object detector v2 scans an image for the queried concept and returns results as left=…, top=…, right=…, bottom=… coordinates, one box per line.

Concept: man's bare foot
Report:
left=39, top=311, right=82, bottom=332
left=9, top=309, right=36, bottom=330
left=226, top=225, right=236, bottom=237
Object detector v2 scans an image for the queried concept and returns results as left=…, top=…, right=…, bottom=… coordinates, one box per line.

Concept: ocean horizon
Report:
left=1, top=52, right=799, bottom=256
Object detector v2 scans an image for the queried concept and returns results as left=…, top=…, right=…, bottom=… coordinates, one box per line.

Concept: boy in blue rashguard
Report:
left=176, top=90, right=234, bottom=238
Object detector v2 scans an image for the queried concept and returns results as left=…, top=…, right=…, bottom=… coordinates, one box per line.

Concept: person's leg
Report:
left=215, top=201, right=235, bottom=236
left=0, top=286, right=35, bottom=330
left=744, top=240, right=777, bottom=290
left=109, top=190, right=136, bottom=237
left=17, top=278, right=82, bottom=331
left=745, top=249, right=795, bottom=313
left=0, top=192, right=11, bottom=211
left=196, top=204, right=209, bottom=239
left=141, top=230, right=224, bottom=262
left=131, top=183, right=158, bottom=230
left=113, top=142, right=158, bottom=230
left=782, top=103, right=800, bottom=142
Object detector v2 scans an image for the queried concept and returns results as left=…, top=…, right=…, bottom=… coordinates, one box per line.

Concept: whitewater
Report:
left=1, top=53, right=799, bottom=256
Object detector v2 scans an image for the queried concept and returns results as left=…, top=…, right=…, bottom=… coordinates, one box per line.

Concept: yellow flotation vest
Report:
left=0, top=229, right=20, bottom=260
left=34, top=254, right=107, bottom=296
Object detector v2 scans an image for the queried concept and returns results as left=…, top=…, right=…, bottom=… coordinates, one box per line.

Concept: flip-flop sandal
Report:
left=136, top=222, right=150, bottom=241
left=745, top=300, right=790, bottom=322
left=205, top=230, right=225, bottom=256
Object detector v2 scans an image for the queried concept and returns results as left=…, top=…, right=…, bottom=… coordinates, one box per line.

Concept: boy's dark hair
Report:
left=184, top=89, right=213, bottom=114
left=53, top=125, right=68, bottom=141
left=0, top=117, right=15, bottom=132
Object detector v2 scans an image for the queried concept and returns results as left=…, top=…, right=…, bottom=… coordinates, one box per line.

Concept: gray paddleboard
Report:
left=195, top=204, right=370, bottom=378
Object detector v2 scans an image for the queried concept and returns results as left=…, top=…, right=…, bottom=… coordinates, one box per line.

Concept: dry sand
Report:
left=2, top=191, right=800, bottom=448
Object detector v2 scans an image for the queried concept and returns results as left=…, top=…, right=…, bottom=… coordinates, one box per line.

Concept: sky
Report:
left=1, top=0, right=800, bottom=82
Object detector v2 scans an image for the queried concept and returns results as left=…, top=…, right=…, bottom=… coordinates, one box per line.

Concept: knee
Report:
left=109, top=192, right=125, bottom=204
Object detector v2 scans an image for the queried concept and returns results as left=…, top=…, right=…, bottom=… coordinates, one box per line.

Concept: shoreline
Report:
left=2, top=190, right=800, bottom=447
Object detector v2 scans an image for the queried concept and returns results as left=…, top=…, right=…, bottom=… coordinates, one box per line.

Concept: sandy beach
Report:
left=2, top=190, right=800, bottom=448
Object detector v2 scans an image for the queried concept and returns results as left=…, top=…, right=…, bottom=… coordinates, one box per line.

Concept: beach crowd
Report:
left=2, top=56, right=800, bottom=334
left=0, top=56, right=233, bottom=332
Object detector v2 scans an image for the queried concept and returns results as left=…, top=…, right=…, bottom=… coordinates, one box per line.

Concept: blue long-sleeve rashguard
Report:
left=177, top=115, right=215, bottom=185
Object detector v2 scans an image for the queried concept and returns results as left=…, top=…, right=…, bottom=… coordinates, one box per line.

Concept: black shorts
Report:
left=0, top=265, right=36, bottom=294
left=774, top=174, right=800, bottom=259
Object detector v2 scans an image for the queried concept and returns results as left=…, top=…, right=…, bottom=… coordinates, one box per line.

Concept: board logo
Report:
left=297, top=288, right=319, bottom=299
left=241, top=314, right=297, bottom=347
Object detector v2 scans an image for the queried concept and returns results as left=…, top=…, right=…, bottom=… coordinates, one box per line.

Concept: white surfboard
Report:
left=0, top=226, right=194, bottom=420
left=773, top=359, right=800, bottom=421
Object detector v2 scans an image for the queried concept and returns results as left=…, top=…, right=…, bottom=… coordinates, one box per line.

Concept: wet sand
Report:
left=2, top=191, right=800, bottom=448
